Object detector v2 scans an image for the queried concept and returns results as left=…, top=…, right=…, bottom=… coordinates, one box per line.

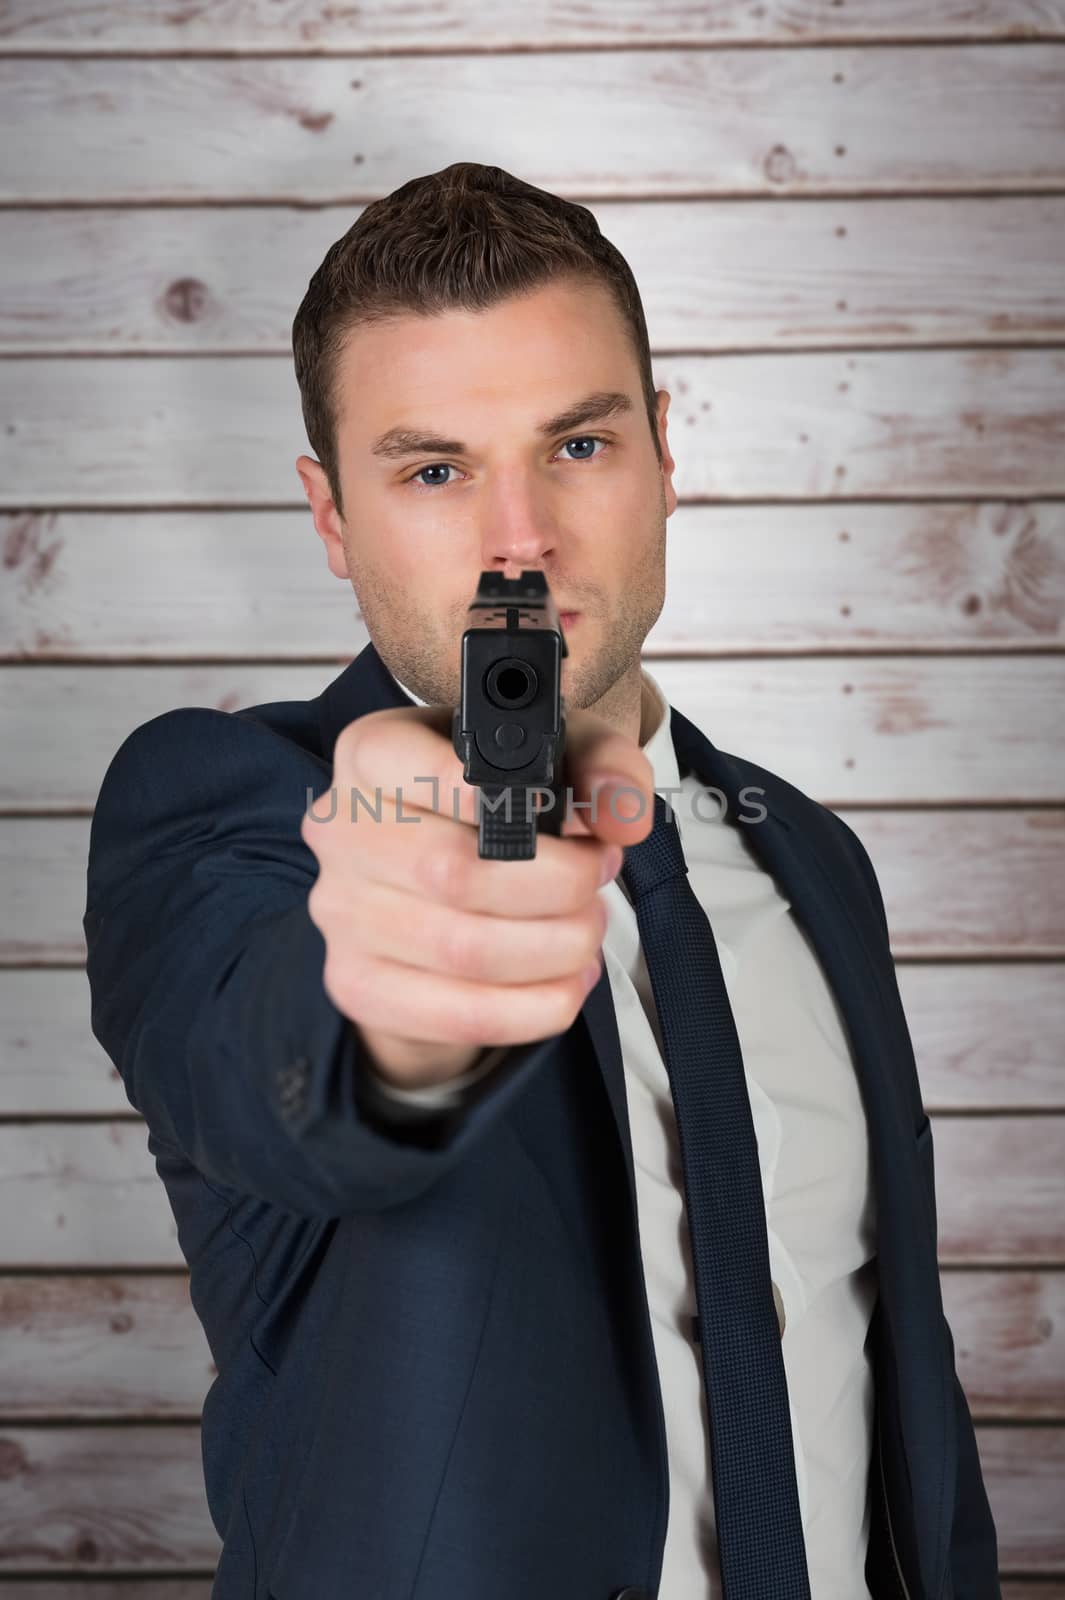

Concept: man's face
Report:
left=297, top=274, right=677, bottom=720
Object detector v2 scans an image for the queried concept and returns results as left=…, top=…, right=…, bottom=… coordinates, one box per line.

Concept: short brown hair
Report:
left=292, top=161, right=661, bottom=519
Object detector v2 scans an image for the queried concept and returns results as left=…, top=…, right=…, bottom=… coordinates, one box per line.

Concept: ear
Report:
left=296, top=455, right=350, bottom=580
left=654, top=390, right=678, bottom=517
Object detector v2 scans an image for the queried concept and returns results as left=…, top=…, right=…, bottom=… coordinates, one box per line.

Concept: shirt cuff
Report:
left=366, top=1045, right=511, bottom=1111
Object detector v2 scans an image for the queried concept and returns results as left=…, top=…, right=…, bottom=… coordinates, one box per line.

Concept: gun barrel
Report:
left=452, top=570, right=569, bottom=859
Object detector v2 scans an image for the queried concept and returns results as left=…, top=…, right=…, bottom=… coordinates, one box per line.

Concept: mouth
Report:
left=559, top=611, right=581, bottom=630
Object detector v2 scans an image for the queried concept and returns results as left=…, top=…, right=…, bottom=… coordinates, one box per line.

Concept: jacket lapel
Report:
left=668, top=702, right=954, bottom=1600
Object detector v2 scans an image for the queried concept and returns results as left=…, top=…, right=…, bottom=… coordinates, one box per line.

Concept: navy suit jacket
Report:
left=83, top=640, right=1000, bottom=1600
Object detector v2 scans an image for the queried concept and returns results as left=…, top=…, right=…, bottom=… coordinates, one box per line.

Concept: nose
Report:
left=479, top=472, right=559, bottom=577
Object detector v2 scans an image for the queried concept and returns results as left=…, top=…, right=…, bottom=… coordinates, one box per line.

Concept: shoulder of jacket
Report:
left=91, top=700, right=330, bottom=830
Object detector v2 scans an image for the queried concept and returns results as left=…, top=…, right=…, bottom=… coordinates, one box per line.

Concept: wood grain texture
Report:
left=654, top=656, right=1065, bottom=805
left=0, top=1124, right=182, bottom=1268
left=941, top=1271, right=1065, bottom=1420
left=0, top=1116, right=1059, bottom=1268
left=0, top=969, right=132, bottom=1116
left=0, top=1275, right=216, bottom=1419
left=896, top=963, right=1065, bottom=1111
left=3, top=350, right=1064, bottom=506
left=4, top=198, right=1065, bottom=354
left=0, top=1425, right=220, bottom=1572
left=3, top=656, right=1063, bottom=809
left=7, top=809, right=1063, bottom=965
left=2, top=0, right=1064, bottom=51
left=5, top=963, right=1060, bottom=1118
left=930, top=1117, right=1065, bottom=1265
left=0, top=1421, right=1057, bottom=1571
left=2, top=49, right=1065, bottom=204
left=832, top=808, right=1065, bottom=959
left=0, top=16, right=1061, bottom=1585
left=2, top=1268, right=1059, bottom=1422
left=977, top=1427, right=1065, bottom=1572
left=4, top=502, right=1063, bottom=660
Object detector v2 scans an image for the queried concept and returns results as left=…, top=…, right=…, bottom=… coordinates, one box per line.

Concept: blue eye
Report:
left=411, top=463, right=455, bottom=488
left=404, top=435, right=608, bottom=490
left=561, top=436, right=605, bottom=461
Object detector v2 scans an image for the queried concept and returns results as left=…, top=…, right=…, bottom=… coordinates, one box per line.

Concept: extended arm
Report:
left=83, top=707, right=559, bottom=1215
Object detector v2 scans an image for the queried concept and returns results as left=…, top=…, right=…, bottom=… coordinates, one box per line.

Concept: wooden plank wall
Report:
left=1, top=1, right=1063, bottom=1590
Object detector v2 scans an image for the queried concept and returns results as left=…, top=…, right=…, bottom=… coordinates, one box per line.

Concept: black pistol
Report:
left=452, top=571, right=568, bottom=860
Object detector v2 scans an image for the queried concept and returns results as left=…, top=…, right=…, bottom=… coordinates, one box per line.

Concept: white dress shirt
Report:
left=373, top=663, right=878, bottom=1597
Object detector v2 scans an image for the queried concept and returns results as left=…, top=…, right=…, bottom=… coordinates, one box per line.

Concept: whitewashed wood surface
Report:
left=2, top=0, right=1064, bottom=52
left=0, top=1115, right=1060, bottom=1269
left=1, top=1266, right=1060, bottom=1420
left=3, top=1421, right=1062, bottom=1570
left=3, top=199, right=1065, bottom=354
left=4, top=348, right=1065, bottom=504
left=4, top=503, right=1063, bottom=659
left=1, top=7, right=1062, bottom=1588
left=5, top=809, right=1064, bottom=964
left=4, top=963, right=1064, bottom=1117
left=3, top=49, right=1065, bottom=203
left=2, top=657, right=1064, bottom=808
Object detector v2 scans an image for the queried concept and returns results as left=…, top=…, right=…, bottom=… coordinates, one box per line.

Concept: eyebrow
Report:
left=369, top=389, right=635, bottom=461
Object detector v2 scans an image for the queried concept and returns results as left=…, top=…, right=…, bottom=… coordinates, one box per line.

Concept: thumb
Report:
left=559, top=707, right=656, bottom=847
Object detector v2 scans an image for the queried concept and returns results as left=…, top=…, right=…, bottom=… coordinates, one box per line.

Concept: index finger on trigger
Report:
left=333, top=704, right=483, bottom=830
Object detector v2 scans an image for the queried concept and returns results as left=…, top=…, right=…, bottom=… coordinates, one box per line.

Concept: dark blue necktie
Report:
left=621, top=793, right=811, bottom=1598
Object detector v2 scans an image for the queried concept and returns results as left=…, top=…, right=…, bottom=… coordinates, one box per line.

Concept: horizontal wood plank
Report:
left=941, top=1271, right=1065, bottom=1420
left=1, top=1116, right=1059, bottom=1268
left=2, top=49, right=1064, bottom=204
left=0, top=1425, right=220, bottom=1571
left=977, top=1426, right=1065, bottom=1572
left=652, top=348, right=1065, bottom=499
left=0, top=969, right=130, bottom=1116
left=2, top=1268, right=1060, bottom=1421
left=0, top=1275, right=216, bottom=1419
left=930, top=1117, right=1065, bottom=1264
left=5, top=197, right=1065, bottom=354
left=897, top=963, right=1065, bottom=1112
left=6, top=962, right=1060, bottom=1118
left=0, top=1124, right=183, bottom=1268
left=3, top=0, right=1064, bottom=51
left=3, top=350, right=1065, bottom=506
left=837, top=806, right=1061, bottom=953
left=836, top=808, right=1065, bottom=958
left=4, top=502, right=1064, bottom=659
left=655, top=656, right=1065, bottom=805
left=0, top=1421, right=1057, bottom=1571
left=6, top=809, right=1063, bottom=964
left=3, top=656, right=1063, bottom=810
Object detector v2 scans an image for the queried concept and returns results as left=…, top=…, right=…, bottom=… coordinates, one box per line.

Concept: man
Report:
left=83, top=162, right=1000, bottom=1598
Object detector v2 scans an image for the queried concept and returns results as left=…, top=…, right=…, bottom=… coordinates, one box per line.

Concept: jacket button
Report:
left=276, top=1057, right=309, bottom=1120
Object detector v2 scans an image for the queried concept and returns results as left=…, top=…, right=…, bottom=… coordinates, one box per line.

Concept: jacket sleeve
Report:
left=83, top=706, right=561, bottom=1216
left=829, top=810, right=1002, bottom=1593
